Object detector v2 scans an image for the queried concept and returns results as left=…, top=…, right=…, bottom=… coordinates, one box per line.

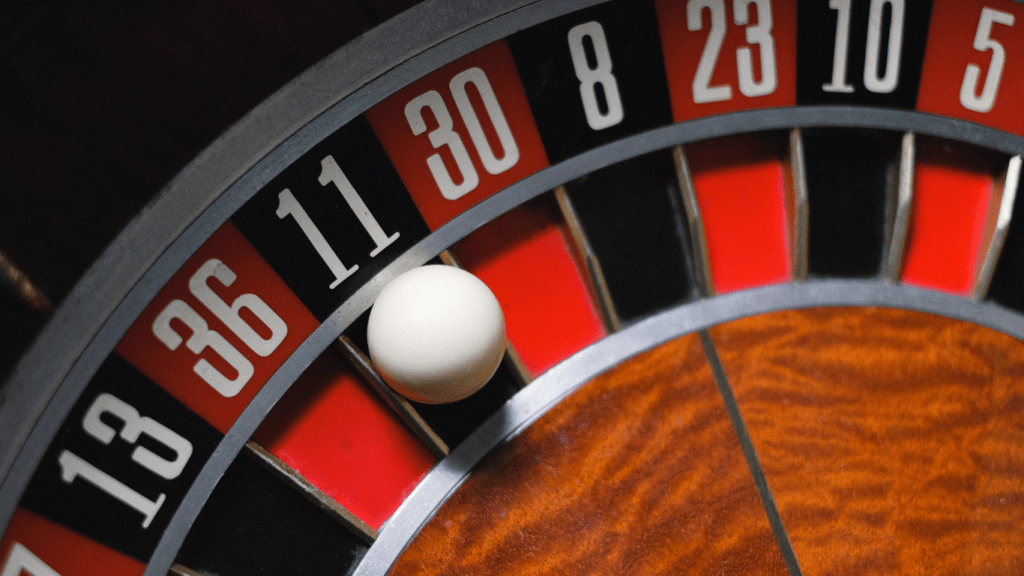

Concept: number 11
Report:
left=276, top=155, right=400, bottom=289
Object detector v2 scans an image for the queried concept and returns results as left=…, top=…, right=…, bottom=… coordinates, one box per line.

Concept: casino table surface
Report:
left=1, top=1, right=1024, bottom=575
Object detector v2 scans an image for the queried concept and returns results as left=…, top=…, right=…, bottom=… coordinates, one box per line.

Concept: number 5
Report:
left=960, top=7, right=1014, bottom=113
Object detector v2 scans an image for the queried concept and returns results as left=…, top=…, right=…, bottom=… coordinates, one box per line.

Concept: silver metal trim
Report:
left=972, top=155, right=1022, bottom=302
left=674, top=145, right=715, bottom=298
left=883, top=132, right=915, bottom=283
left=244, top=441, right=379, bottom=544
left=554, top=186, right=622, bottom=333
left=440, top=251, right=532, bottom=383
left=336, top=336, right=450, bottom=459
left=697, top=330, right=802, bottom=576
left=788, top=129, right=809, bottom=282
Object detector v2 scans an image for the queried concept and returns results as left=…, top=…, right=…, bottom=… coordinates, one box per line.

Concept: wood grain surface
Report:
left=709, top=307, right=1024, bottom=575
left=389, top=333, right=787, bottom=575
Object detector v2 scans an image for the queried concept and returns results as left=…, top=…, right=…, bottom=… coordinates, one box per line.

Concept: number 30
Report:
left=405, top=68, right=520, bottom=200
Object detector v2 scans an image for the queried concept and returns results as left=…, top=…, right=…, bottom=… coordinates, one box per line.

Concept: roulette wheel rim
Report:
left=2, top=0, right=1023, bottom=574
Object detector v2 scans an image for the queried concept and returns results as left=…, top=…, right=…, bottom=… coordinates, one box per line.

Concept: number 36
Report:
left=152, top=259, right=288, bottom=398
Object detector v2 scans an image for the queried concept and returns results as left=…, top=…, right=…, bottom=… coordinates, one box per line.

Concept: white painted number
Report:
left=450, top=68, right=519, bottom=175
left=689, top=0, right=732, bottom=103
left=1, top=543, right=60, bottom=576
left=189, top=259, right=287, bottom=357
left=688, top=0, right=778, bottom=103
left=406, top=90, right=478, bottom=199
left=822, top=0, right=855, bottom=92
left=960, top=7, right=1015, bottom=113
left=567, top=21, right=624, bottom=130
left=824, top=0, right=905, bottom=94
left=59, top=451, right=167, bottom=528
left=83, top=393, right=193, bottom=480
left=863, top=0, right=904, bottom=93
left=277, top=190, right=357, bottom=288
left=153, top=300, right=254, bottom=397
left=153, top=259, right=287, bottom=397
left=735, top=0, right=777, bottom=97
left=405, top=68, right=519, bottom=199
left=276, top=155, right=400, bottom=290
left=318, top=156, right=401, bottom=258
left=58, top=395, right=193, bottom=528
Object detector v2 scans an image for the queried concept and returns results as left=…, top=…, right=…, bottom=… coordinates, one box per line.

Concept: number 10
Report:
left=822, top=0, right=906, bottom=94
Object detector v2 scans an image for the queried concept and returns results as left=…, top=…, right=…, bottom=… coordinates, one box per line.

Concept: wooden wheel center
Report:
left=389, top=307, right=1024, bottom=575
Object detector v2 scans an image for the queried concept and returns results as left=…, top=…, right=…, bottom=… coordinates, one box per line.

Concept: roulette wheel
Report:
left=2, top=0, right=1024, bottom=574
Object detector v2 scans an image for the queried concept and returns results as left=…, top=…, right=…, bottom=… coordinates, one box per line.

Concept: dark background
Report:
left=0, top=0, right=424, bottom=383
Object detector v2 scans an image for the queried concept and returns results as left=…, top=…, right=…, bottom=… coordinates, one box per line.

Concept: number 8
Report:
left=568, top=21, right=624, bottom=130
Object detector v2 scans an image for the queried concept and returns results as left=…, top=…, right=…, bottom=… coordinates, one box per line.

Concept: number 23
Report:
left=688, top=0, right=778, bottom=103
